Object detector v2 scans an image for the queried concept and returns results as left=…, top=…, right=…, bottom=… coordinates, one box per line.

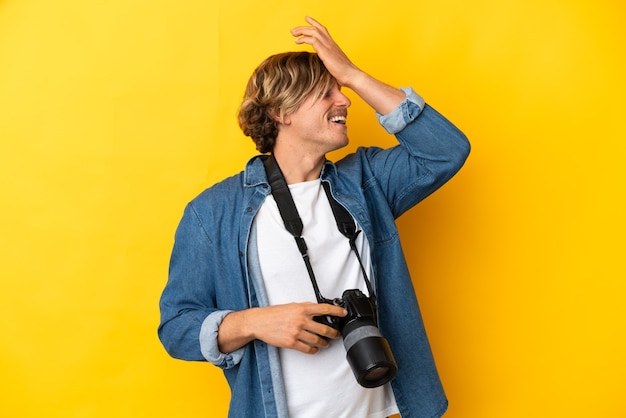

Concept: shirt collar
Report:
left=243, top=155, right=338, bottom=187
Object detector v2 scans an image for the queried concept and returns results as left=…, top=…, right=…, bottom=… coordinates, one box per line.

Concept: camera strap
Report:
left=263, top=154, right=376, bottom=303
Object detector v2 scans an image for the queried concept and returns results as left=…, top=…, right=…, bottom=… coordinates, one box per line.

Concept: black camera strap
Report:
left=263, top=154, right=376, bottom=303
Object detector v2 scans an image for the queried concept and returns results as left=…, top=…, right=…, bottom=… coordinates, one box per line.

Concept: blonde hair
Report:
left=238, top=52, right=335, bottom=153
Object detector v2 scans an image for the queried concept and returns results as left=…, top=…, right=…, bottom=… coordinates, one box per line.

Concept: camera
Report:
left=315, top=289, right=397, bottom=388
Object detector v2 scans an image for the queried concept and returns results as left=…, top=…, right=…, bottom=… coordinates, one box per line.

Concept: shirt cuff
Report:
left=376, top=87, right=425, bottom=134
left=199, top=310, right=245, bottom=369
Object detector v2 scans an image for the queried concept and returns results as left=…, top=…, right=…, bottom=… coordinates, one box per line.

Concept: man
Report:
left=158, top=17, right=470, bottom=417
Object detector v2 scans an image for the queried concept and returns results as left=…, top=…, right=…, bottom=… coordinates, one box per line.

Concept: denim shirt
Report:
left=158, top=88, right=470, bottom=418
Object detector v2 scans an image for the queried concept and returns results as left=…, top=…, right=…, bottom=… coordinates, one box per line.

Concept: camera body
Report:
left=315, top=289, right=398, bottom=388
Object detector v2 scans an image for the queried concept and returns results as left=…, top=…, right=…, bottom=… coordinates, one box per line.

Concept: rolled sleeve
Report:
left=376, top=87, right=425, bottom=134
left=199, top=310, right=245, bottom=369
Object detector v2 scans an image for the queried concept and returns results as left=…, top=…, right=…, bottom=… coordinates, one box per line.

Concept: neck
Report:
left=271, top=149, right=325, bottom=184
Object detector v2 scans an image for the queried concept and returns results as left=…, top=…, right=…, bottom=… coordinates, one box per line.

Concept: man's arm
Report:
left=217, top=302, right=347, bottom=354
left=159, top=203, right=348, bottom=363
left=292, top=17, right=469, bottom=217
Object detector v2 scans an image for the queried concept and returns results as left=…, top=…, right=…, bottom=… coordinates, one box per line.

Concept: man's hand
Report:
left=290, top=16, right=361, bottom=88
left=218, top=302, right=347, bottom=355
left=290, top=16, right=406, bottom=115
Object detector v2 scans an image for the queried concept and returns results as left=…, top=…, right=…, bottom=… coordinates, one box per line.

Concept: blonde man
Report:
left=159, top=17, right=470, bottom=417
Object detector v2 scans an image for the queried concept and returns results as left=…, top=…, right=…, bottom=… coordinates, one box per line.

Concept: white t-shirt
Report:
left=253, top=179, right=399, bottom=418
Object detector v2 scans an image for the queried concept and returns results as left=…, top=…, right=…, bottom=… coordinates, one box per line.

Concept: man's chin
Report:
left=327, top=137, right=349, bottom=154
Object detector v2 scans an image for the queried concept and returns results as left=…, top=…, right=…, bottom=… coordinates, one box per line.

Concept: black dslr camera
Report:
left=315, top=289, right=397, bottom=388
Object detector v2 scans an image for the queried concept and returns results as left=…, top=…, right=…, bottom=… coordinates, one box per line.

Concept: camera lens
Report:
left=364, top=365, right=392, bottom=382
left=343, top=324, right=397, bottom=388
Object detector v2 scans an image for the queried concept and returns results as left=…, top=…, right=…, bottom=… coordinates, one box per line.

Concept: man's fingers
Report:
left=311, top=321, right=341, bottom=340
left=299, top=330, right=331, bottom=348
left=253, top=302, right=347, bottom=353
left=306, top=302, right=347, bottom=317
left=304, top=16, right=320, bottom=27
left=304, top=16, right=330, bottom=36
left=290, top=17, right=332, bottom=46
left=295, top=341, right=321, bottom=355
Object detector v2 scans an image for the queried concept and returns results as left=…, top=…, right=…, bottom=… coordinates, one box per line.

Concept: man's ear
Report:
left=270, top=110, right=290, bottom=125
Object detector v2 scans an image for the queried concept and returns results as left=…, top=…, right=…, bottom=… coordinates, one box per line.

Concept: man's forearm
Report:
left=217, top=309, right=256, bottom=354
left=217, top=302, right=347, bottom=355
left=345, top=70, right=406, bottom=116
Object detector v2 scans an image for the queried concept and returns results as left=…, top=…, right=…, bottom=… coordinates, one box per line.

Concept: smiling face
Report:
left=278, top=80, right=351, bottom=156
left=238, top=51, right=339, bottom=154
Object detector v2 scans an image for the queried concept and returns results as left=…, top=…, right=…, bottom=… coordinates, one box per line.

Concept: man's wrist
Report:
left=341, top=68, right=368, bottom=91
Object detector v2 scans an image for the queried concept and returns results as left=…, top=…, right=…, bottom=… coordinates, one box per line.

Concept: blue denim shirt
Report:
left=158, top=88, right=470, bottom=417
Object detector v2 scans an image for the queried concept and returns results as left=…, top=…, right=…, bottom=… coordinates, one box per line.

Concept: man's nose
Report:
left=334, top=90, right=351, bottom=107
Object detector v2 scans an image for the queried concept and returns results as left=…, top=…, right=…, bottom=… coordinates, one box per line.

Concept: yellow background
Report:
left=1, top=0, right=624, bottom=416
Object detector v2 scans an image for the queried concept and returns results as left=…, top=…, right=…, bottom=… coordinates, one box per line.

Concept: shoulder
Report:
left=331, top=146, right=386, bottom=178
left=191, top=155, right=267, bottom=206
left=187, top=172, right=246, bottom=221
left=195, top=171, right=245, bottom=200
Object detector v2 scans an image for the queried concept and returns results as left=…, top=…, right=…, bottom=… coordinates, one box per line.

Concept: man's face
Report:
left=279, top=81, right=351, bottom=155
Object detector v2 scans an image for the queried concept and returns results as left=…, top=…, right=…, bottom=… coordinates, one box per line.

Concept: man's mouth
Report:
left=329, top=115, right=347, bottom=124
